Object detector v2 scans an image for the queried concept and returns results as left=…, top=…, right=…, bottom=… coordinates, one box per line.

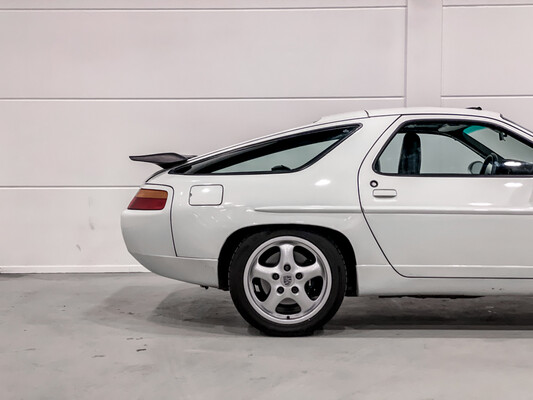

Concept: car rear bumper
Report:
left=131, top=252, right=219, bottom=288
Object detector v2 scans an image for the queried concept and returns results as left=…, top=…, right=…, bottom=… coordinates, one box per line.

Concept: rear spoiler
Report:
left=129, top=153, right=196, bottom=169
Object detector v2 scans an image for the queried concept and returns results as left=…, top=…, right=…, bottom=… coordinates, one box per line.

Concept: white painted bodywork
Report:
left=121, top=107, right=533, bottom=296
left=359, top=114, right=533, bottom=280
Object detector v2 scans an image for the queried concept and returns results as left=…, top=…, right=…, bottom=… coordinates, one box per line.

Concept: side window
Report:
left=375, top=121, right=533, bottom=176
left=191, top=125, right=358, bottom=174
left=467, top=127, right=533, bottom=163
left=214, top=140, right=337, bottom=173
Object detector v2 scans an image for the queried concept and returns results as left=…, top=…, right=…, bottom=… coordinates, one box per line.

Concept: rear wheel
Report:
left=229, top=230, right=347, bottom=336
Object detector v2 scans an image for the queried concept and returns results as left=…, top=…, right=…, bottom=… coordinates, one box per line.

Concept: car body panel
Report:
left=357, top=265, right=533, bottom=296
left=150, top=116, right=399, bottom=274
left=132, top=253, right=218, bottom=287
left=358, top=114, right=533, bottom=279
left=121, top=184, right=176, bottom=258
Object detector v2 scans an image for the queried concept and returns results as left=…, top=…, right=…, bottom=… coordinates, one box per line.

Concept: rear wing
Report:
left=129, top=153, right=195, bottom=169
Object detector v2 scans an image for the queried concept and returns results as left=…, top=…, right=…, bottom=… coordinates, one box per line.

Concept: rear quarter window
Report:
left=171, top=124, right=359, bottom=175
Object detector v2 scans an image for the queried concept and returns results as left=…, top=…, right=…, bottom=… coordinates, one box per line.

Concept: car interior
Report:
left=375, top=121, right=533, bottom=176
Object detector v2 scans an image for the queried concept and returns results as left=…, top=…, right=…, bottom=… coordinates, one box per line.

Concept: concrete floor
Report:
left=2, top=274, right=533, bottom=400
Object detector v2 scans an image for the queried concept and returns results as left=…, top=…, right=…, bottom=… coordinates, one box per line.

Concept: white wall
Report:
left=1, top=0, right=532, bottom=272
left=441, top=0, right=533, bottom=124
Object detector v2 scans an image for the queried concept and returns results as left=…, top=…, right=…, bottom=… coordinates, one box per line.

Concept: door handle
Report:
left=373, top=189, right=397, bottom=198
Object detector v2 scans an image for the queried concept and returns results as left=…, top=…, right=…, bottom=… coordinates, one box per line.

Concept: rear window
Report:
left=170, top=124, right=359, bottom=175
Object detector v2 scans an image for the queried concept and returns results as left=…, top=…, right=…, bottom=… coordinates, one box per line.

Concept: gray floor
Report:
left=2, top=274, right=533, bottom=400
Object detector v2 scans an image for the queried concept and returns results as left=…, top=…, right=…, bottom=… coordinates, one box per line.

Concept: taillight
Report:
left=128, top=189, right=168, bottom=210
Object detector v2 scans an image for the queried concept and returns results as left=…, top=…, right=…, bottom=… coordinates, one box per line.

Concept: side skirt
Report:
left=357, top=265, right=533, bottom=297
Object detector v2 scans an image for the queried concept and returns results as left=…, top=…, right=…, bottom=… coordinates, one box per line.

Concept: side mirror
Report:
left=468, top=160, right=483, bottom=175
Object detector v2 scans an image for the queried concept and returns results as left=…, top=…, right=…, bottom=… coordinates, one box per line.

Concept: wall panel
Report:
left=1, top=98, right=404, bottom=187
left=0, top=188, right=138, bottom=268
left=442, top=6, right=533, bottom=96
left=0, top=1, right=408, bottom=271
left=18, top=1, right=533, bottom=271
left=0, top=0, right=406, bottom=9
left=444, top=1, right=533, bottom=5
left=0, top=9, right=405, bottom=99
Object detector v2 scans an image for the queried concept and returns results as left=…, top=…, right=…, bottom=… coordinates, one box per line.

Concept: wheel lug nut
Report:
left=295, top=273, right=303, bottom=279
left=277, top=287, right=284, bottom=294
left=291, top=287, right=299, bottom=294
left=284, top=264, right=291, bottom=271
left=272, top=273, right=279, bottom=280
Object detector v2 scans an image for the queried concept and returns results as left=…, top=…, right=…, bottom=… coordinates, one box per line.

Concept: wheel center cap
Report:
left=281, top=275, right=293, bottom=287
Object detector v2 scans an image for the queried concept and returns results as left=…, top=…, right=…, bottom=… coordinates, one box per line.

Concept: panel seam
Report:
left=0, top=96, right=405, bottom=101
left=0, top=7, right=407, bottom=11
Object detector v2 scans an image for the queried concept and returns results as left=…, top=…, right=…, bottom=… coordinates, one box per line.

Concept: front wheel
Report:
left=229, top=230, right=347, bottom=336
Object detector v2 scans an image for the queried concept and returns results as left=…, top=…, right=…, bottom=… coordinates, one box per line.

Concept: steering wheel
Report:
left=480, top=152, right=501, bottom=175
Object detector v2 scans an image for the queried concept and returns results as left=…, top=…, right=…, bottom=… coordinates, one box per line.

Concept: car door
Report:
left=358, top=115, right=533, bottom=278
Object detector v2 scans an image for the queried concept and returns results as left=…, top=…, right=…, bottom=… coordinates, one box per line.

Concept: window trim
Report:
left=170, top=123, right=361, bottom=176
left=372, top=119, right=533, bottom=178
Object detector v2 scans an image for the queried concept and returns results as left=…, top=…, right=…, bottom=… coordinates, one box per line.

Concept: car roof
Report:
left=188, top=107, right=504, bottom=164
left=315, top=107, right=502, bottom=124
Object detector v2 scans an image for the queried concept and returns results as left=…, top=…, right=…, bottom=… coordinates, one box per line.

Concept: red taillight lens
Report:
left=128, top=189, right=168, bottom=210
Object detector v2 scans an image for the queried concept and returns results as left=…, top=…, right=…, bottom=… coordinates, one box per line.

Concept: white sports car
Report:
left=121, top=107, right=533, bottom=336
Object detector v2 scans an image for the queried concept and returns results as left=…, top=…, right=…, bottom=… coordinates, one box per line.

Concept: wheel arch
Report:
left=217, top=224, right=357, bottom=295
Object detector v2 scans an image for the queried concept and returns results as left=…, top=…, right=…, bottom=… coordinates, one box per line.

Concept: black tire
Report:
left=229, top=229, right=347, bottom=336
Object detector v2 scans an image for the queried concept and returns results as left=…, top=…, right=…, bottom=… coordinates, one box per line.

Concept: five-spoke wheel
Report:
left=229, top=230, right=346, bottom=336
